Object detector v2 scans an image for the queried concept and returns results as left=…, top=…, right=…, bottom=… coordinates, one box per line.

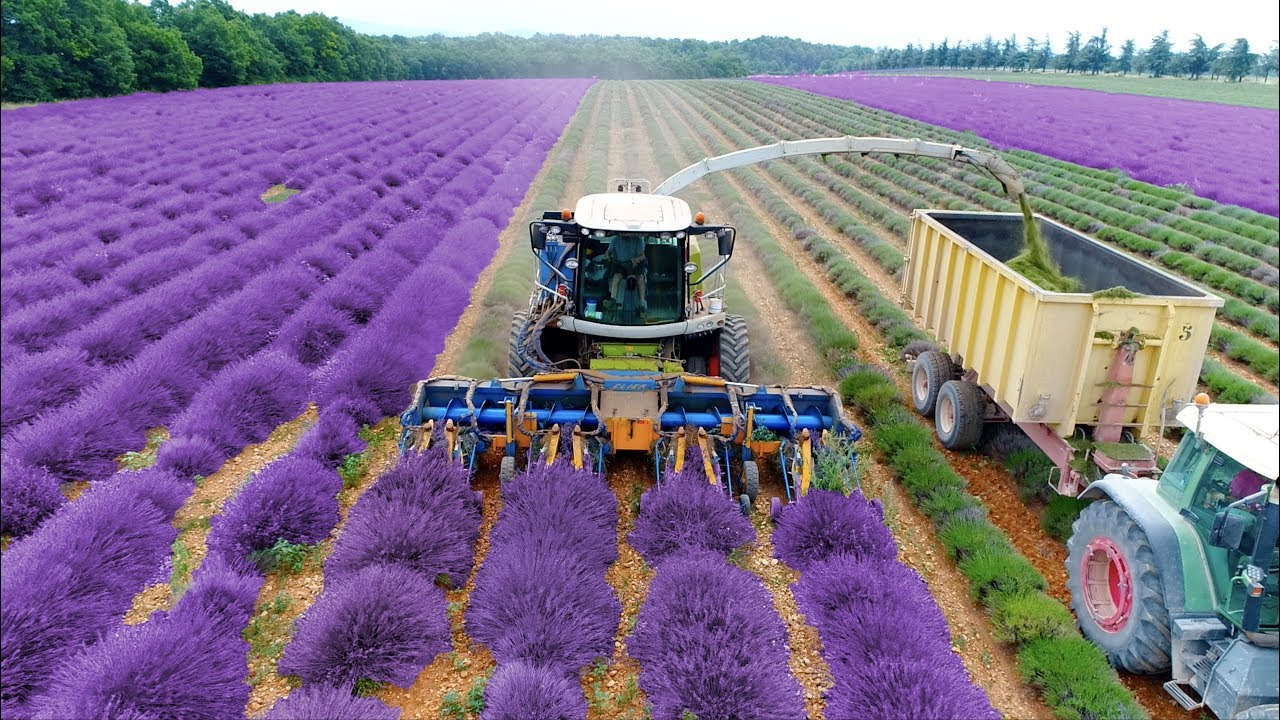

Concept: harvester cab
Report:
left=1071, top=399, right=1279, bottom=719
left=520, top=191, right=741, bottom=379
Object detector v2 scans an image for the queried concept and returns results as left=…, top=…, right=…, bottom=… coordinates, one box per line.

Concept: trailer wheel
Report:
left=741, top=460, right=760, bottom=505
left=498, top=456, right=517, bottom=484
left=719, top=314, right=750, bottom=383
left=911, top=350, right=955, bottom=417
left=508, top=311, right=534, bottom=377
left=935, top=380, right=985, bottom=449
left=1066, top=500, right=1172, bottom=674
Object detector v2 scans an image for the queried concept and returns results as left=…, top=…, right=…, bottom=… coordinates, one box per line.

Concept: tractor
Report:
left=1070, top=397, right=1279, bottom=719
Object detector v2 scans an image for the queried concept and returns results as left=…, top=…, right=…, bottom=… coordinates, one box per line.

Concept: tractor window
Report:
left=1190, top=449, right=1248, bottom=515
left=575, top=233, right=682, bottom=325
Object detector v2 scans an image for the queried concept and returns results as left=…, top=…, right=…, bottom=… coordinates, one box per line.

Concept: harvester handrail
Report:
left=652, top=136, right=1025, bottom=199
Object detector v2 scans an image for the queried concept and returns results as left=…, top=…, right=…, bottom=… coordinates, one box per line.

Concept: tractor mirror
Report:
left=717, top=228, right=735, bottom=256
left=530, top=225, right=547, bottom=251
left=1209, top=509, right=1252, bottom=551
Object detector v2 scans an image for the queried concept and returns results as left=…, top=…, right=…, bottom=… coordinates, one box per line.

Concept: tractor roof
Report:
left=573, top=193, right=692, bottom=233
left=1176, top=403, right=1280, bottom=480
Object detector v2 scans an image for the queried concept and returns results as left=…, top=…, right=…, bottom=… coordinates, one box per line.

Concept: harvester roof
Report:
left=1176, top=403, right=1280, bottom=480
left=573, top=193, right=692, bottom=232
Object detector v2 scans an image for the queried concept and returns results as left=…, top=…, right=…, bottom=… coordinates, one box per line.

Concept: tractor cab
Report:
left=1157, top=402, right=1280, bottom=637
left=529, top=193, right=735, bottom=328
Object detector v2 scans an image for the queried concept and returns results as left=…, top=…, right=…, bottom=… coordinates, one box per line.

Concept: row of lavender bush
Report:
left=628, top=449, right=806, bottom=719
left=466, top=456, right=619, bottom=718
left=773, top=486, right=998, bottom=718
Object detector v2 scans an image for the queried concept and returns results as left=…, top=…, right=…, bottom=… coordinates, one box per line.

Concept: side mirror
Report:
left=531, top=225, right=547, bottom=251
left=717, top=229, right=735, bottom=257
left=1209, top=509, right=1253, bottom=550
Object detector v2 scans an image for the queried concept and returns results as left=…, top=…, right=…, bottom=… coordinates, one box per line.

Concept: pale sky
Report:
left=228, top=0, right=1279, bottom=52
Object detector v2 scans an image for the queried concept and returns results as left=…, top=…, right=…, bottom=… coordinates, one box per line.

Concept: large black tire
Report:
left=508, top=311, right=534, bottom=377
left=911, top=350, right=955, bottom=417
left=1066, top=500, right=1172, bottom=674
left=718, top=314, right=750, bottom=383
left=935, top=380, right=985, bottom=450
left=740, top=460, right=760, bottom=505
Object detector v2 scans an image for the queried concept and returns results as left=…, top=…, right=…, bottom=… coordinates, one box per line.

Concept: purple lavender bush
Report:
left=791, top=556, right=997, bottom=718
left=29, top=556, right=262, bottom=720
left=0, top=483, right=177, bottom=718
left=325, top=449, right=480, bottom=588
left=293, top=410, right=366, bottom=468
left=771, top=489, right=897, bottom=572
left=0, top=457, right=65, bottom=537
left=629, top=455, right=754, bottom=567
left=627, top=552, right=804, bottom=719
left=205, top=454, right=341, bottom=572
left=488, top=460, right=618, bottom=571
left=265, top=685, right=401, bottom=720
left=279, top=564, right=450, bottom=688
left=481, top=661, right=587, bottom=720
left=826, top=656, right=999, bottom=720
left=465, top=543, right=619, bottom=674
left=169, top=351, right=310, bottom=459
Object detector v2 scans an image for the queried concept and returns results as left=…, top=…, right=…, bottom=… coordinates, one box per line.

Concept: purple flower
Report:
left=772, top=489, right=897, bottom=572
left=628, top=552, right=804, bottom=719
left=279, top=564, right=450, bottom=688
left=481, top=662, right=587, bottom=720
left=629, top=458, right=754, bottom=567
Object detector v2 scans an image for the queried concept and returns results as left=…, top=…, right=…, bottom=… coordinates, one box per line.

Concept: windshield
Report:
left=575, top=233, right=683, bottom=325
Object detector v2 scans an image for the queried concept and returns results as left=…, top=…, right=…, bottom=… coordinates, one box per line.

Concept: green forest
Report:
left=2, top=0, right=1277, bottom=103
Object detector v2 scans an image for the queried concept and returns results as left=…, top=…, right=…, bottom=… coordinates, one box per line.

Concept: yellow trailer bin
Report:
left=904, top=211, right=1222, bottom=491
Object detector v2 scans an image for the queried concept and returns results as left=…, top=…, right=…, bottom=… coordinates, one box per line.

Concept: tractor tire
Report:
left=498, top=456, right=517, bottom=484
left=935, top=380, right=985, bottom=450
left=911, top=350, right=955, bottom=417
left=739, top=494, right=752, bottom=516
left=741, top=460, right=760, bottom=505
left=508, top=311, right=534, bottom=377
left=719, top=314, right=751, bottom=383
left=1066, top=500, right=1172, bottom=674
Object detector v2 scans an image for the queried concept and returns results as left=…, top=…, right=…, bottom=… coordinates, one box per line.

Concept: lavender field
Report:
left=0, top=78, right=590, bottom=719
left=755, top=74, right=1280, bottom=215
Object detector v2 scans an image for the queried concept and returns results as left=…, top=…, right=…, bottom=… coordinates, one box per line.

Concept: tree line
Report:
left=2, top=0, right=1276, bottom=103
left=860, top=30, right=1280, bottom=83
left=1, top=0, right=776, bottom=102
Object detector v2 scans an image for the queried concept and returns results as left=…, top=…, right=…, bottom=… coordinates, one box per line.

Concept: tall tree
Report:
left=1114, top=39, right=1135, bottom=75
left=1222, top=38, right=1253, bottom=82
left=1057, top=31, right=1081, bottom=73
left=1081, top=27, right=1111, bottom=74
left=1185, top=34, right=1222, bottom=80
left=1035, top=36, right=1053, bottom=71
left=1260, top=44, right=1279, bottom=82
left=1, top=0, right=135, bottom=101
left=112, top=0, right=200, bottom=91
left=1144, top=30, right=1173, bottom=77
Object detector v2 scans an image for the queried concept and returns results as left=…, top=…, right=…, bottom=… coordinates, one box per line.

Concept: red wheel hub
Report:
left=1081, top=536, right=1133, bottom=633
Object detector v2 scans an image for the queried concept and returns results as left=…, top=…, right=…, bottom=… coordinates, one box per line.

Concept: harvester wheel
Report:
left=935, top=380, right=985, bottom=450
left=911, top=350, right=955, bottom=417
left=719, top=314, right=750, bottom=383
left=1066, top=499, right=1172, bottom=674
left=508, top=311, right=534, bottom=377
left=498, top=456, right=517, bottom=484
left=739, top=494, right=752, bottom=515
left=741, top=460, right=760, bottom=505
